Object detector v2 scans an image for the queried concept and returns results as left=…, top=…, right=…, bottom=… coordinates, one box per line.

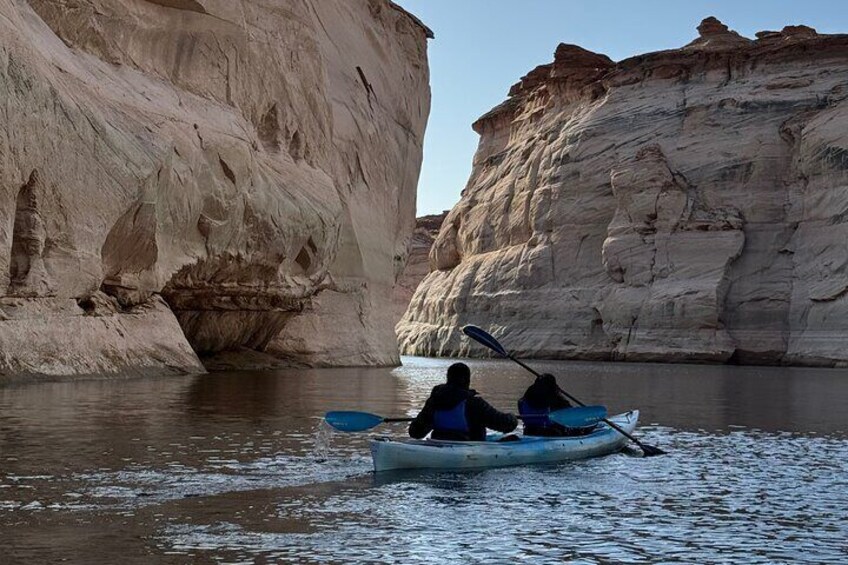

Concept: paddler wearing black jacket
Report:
left=409, top=362, right=518, bottom=441
left=518, top=373, right=574, bottom=436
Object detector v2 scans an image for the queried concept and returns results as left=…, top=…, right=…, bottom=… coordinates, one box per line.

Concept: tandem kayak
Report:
left=369, top=410, right=639, bottom=472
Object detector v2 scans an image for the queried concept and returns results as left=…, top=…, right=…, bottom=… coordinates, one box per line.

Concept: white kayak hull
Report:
left=370, top=410, right=639, bottom=472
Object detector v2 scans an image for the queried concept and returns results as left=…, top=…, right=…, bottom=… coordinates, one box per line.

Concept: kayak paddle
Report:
left=325, top=411, right=413, bottom=432
left=325, top=406, right=607, bottom=433
left=462, top=325, right=667, bottom=457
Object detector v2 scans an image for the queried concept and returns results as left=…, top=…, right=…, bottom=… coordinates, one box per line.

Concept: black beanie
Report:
left=446, top=362, right=471, bottom=389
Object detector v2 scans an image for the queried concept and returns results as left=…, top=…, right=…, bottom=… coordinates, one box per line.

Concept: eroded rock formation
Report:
left=391, top=211, right=447, bottom=326
left=398, top=18, right=848, bottom=366
left=0, top=0, right=431, bottom=381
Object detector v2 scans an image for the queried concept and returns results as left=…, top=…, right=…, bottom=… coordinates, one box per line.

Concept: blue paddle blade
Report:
left=549, top=405, right=607, bottom=429
left=462, top=325, right=508, bottom=357
left=325, top=411, right=385, bottom=432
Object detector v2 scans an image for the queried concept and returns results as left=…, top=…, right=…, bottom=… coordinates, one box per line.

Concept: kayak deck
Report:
left=370, top=410, right=639, bottom=472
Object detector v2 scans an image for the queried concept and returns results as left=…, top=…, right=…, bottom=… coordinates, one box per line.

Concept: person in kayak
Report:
left=518, top=373, right=575, bottom=436
left=408, top=362, right=518, bottom=441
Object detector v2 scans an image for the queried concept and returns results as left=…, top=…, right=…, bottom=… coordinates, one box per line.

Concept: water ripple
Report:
left=4, top=358, right=848, bottom=563
left=158, top=427, right=848, bottom=564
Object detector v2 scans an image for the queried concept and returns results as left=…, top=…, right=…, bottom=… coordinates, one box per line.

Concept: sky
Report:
left=394, top=0, right=848, bottom=215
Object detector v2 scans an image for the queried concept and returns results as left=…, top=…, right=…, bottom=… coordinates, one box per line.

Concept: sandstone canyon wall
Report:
left=398, top=18, right=848, bottom=367
left=0, top=0, right=431, bottom=381
left=391, top=211, right=446, bottom=326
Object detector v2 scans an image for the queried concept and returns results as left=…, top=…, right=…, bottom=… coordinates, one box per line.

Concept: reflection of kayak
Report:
left=370, top=410, right=639, bottom=472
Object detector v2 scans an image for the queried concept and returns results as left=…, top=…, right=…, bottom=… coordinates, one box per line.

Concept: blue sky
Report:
left=394, top=0, right=848, bottom=215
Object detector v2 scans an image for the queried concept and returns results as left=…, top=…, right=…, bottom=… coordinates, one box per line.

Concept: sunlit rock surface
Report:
left=398, top=18, right=848, bottom=366
left=0, top=0, right=431, bottom=380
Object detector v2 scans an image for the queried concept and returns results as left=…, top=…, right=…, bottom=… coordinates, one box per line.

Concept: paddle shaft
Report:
left=507, top=354, right=651, bottom=451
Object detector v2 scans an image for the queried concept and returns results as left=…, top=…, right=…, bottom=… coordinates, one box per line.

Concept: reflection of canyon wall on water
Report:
left=399, top=18, right=848, bottom=367
left=0, top=365, right=419, bottom=474
left=0, top=0, right=431, bottom=381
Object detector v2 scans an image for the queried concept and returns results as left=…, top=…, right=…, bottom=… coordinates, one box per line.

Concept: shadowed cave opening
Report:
left=157, top=255, right=315, bottom=369
left=219, top=157, right=236, bottom=185
left=258, top=103, right=280, bottom=151
left=95, top=185, right=331, bottom=370
left=8, top=171, right=51, bottom=297
left=143, top=0, right=207, bottom=14
left=295, top=247, right=311, bottom=272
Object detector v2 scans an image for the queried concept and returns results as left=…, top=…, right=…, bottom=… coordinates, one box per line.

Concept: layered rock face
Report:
left=0, top=0, right=430, bottom=380
left=391, top=211, right=447, bottom=326
left=398, top=18, right=848, bottom=366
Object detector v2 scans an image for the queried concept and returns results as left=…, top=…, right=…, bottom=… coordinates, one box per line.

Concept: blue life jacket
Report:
left=518, top=398, right=552, bottom=429
left=433, top=399, right=469, bottom=435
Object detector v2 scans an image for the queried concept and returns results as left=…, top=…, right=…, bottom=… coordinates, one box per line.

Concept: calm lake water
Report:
left=2, top=356, right=848, bottom=564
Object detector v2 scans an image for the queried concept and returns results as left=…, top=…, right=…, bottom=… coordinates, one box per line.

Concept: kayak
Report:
left=369, top=410, right=639, bottom=472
